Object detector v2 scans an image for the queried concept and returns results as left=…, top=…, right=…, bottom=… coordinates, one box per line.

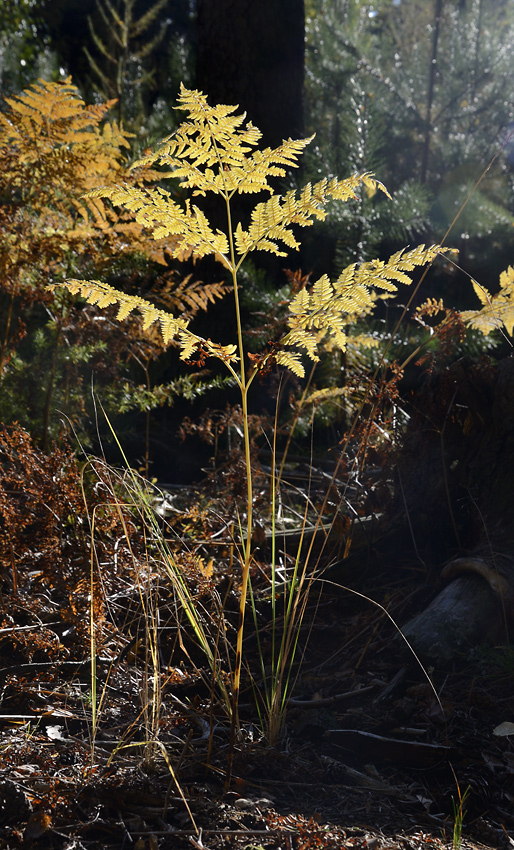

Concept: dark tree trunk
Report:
left=420, top=0, right=443, bottom=184
left=195, top=0, right=305, bottom=147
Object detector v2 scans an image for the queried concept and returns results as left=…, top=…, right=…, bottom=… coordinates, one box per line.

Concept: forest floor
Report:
left=0, top=442, right=513, bottom=850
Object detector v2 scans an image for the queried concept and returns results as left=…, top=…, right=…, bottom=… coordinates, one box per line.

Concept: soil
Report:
left=1, top=530, right=513, bottom=850
left=0, top=420, right=513, bottom=850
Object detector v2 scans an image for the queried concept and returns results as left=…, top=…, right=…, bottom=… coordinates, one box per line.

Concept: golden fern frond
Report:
left=52, top=279, right=239, bottom=364
left=227, top=139, right=314, bottom=195
left=461, top=266, right=514, bottom=336
left=305, top=386, right=346, bottom=405
left=86, top=184, right=229, bottom=262
left=274, top=350, right=305, bottom=378
left=234, top=173, right=390, bottom=260
left=350, top=245, right=440, bottom=293
left=1, top=78, right=116, bottom=147
left=0, top=78, right=130, bottom=213
left=278, top=245, right=443, bottom=376
left=349, top=333, right=381, bottom=349
left=177, top=332, right=200, bottom=361
left=130, top=84, right=312, bottom=198
left=471, top=278, right=492, bottom=307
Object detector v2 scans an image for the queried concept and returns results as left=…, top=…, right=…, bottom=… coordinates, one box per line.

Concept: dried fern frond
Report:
left=0, top=78, right=127, bottom=196
left=461, top=266, right=514, bottom=336
left=0, top=76, right=188, bottom=286
left=155, top=274, right=232, bottom=319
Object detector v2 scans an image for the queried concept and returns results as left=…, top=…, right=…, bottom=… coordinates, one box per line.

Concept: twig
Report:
left=286, top=683, right=375, bottom=707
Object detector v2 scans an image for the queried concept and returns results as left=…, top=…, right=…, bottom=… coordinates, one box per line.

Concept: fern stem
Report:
left=223, top=191, right=253, bottom=772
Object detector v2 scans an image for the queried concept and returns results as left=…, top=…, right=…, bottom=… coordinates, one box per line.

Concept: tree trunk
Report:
left=396, top=356, right=514, bottom=552
left=195, top=0, right=305, bottom=147
left=420, top=0, right=443, bottom=184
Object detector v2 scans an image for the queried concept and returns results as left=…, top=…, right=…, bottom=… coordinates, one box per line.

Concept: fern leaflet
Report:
left=279, top=245, right=443, bottom=376
left=461, top=266, right=514, bottom=336
left=53, top=279, right=238, bottom=363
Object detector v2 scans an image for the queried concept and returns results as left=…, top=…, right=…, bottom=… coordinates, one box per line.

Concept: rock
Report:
left=400, top=573, right=503, bottom=665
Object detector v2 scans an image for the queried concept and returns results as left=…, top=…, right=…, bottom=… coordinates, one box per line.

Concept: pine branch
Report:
left=131, top=0, right=168, bottom=39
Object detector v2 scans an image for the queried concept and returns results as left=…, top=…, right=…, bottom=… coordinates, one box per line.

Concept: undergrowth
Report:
left=49, top=85, right=447, bottom=767
left=8, top=81, right=513, bottom=788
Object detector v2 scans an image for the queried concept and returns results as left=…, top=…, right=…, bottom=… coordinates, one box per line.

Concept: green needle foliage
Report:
left=52, top=83, right=443, bottom=747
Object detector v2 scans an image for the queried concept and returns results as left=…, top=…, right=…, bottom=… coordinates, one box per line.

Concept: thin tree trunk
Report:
left=42, top=326, right=61, bottom=452
left=195, top=0, right=305, bottom=148
left=0, top=288, right=16, bottom=378
left=420, top=0, right=443, bottom=184
left=471, top=0, right=483, bottom=102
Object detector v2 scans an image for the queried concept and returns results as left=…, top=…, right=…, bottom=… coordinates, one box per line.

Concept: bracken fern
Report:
left=50, top=84, right=444, bottom=765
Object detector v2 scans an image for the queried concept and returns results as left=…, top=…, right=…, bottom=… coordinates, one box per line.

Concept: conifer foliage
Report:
left=85, top=0, right=169, bottom=127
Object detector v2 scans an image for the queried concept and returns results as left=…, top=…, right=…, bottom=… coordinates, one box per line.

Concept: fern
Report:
left=461, top=266, right=514, bottom=337
left=59, top=279, right=239, bottom=365
left=277, top=244, right=443, bottom=376
left=153, top=274, right=232, bottom=319
left=52, top=84, right=442, bottom=742
left=0, top=77, right=181, bottom=267
left=0, top=78, right=233, bottom=448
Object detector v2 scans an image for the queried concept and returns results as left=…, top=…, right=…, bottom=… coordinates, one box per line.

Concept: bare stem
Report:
left=223, top=194, right=254, bottom=783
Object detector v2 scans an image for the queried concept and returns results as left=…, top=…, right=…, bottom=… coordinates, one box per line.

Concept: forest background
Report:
left=2, top=0, right=514, bottom=479
left=1, top=3, right=514, bottom=842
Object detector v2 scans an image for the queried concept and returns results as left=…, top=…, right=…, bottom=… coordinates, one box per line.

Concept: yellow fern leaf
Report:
left=275, top=350, right=306, bottom=378
left=177, top=333, right=199, bottom=361
left=280, top=245, right=443, bottom=366
left=86, top=184, right=229, bottom=263
left=312, top=275, right=333, bottom=306
left=234, top=173, right=389, bottom=262
left=51, top=279, right=240, bottom=366
left=462, top=266, right=514, bottom=336
left=54, top=278, right=186, bottom=341
left=471, top=278, right=491, bottom=307
left=349, top=333, right=381, bottom=349
left=131, top=84, right=313, bottom=200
